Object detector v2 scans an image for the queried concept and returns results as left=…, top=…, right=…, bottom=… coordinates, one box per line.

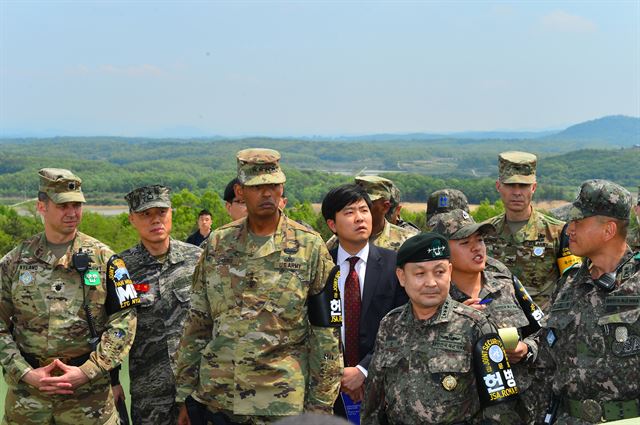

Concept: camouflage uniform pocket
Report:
left=598, top=309, right=640, bottom=358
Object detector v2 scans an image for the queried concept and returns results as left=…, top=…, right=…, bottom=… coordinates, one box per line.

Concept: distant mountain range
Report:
left=1, top=115, right=638, bottom=146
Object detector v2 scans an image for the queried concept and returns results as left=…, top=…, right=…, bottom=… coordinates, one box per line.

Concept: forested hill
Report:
left=0, top=136, right=638, bottom=205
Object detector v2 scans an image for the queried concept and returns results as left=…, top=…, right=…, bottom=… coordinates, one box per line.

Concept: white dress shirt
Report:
left=337, top=242, right=369, bottom=377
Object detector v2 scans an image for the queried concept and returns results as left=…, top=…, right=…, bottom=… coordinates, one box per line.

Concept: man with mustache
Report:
left=361, top=232, right=521, bottom=424
left=175, top=148, right=341, bottom=425
left=115, top=185, right=202, bottom=425
left=484, top=152, right=568, bottom=313
left=0, top=168, right=138, bottom=424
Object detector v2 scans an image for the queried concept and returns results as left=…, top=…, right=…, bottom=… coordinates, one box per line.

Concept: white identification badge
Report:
left=533, top=246, right=545, bottom=257
left=19, top=271, right=33, bottom=285
left=547, top=329, right=557, bottom=347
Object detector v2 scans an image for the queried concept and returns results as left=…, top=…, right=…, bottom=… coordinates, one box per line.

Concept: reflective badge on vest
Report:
left=473, top=333, right=520, bottom=406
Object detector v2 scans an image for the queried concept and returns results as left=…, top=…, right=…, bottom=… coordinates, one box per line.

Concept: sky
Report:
left=0, top=1, right=638, bottom=137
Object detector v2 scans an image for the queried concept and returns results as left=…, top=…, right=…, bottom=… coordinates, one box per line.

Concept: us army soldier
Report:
left=541, top=180, right=640, bottom=424
left=362, top=233, right=522, bottom=424
left=0, top=168, right=138, bottom=425
left=175, top=149, right=342, bottom=424
left=484, top=152, right=569, bottom=312
left=116, top=185, right=202, bottom=425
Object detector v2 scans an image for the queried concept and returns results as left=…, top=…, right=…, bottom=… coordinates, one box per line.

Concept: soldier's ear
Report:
left=396, top=267, right=406, bottom=287
left=531, top=182, right=538, bottom=194
left=235, top=184, right=243, bottom=199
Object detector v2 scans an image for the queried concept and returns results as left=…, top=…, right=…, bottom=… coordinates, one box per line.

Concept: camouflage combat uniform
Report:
left=326, top=219, right=416, bottom=252
left=542, top=251, right=640, bottom=424
left=485, top=208, right=565, bottom=312
left=119, top=238, right=201, bottom=425
left=0, top=232, right=138, bottom=425
left=362, top=297, right=522, bottom=425
left=174, top=213, right=342, bottom=423
left=450, top=269, right=540, bottom=422
left=540, top=180, right=640, bottom=424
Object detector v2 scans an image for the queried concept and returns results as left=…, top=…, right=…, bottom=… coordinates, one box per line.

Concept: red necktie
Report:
left=344, top=256, right=361, bottom=367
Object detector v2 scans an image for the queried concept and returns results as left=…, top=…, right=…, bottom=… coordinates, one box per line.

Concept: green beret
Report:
left=397, top=232, right=450, bottom=267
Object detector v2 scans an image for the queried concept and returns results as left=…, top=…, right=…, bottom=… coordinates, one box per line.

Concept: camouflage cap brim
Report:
left=241, top=170, right=287, bottom=187
left=367, top=193, right=383, bottom=201
left=567, top=205, right=587, bottom=221
left=500, top=174, right=537, bottom=184
left=450, top=222, right=495, bottom=240
left=130, top=199, right=171, bottom=213
left=48, top=191, right=86, bottom=204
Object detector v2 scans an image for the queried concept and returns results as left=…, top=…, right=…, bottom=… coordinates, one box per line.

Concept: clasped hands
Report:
left=22, top=358, right=89, bottom=395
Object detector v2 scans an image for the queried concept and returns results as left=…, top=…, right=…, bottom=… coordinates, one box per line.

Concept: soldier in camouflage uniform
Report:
left=385, top=178, right=421, bottom=233
left=541, top=179, right=640, bottom=424
left=0, top=168, right=138, bottom=425
left=362, top=233, right=522, bottom=424
left=115, top=185, right=202, bottom=425
left=425, top=188, right=470, bottom=230
left=431, top=209, right=544, bottom=423
left=484, top=151, right=567, bottom=313
left=326, top=176, right=418, bottom=251
left=174, top=149, right=342, bottom=424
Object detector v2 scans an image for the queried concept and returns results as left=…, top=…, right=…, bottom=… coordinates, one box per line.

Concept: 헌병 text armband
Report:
left=473, top=333, right=520, bottom=407
left=513, top=275, right=544, bottom=338
left=308, top=265, right=342, bottom=327
left=106, top=254, right=140, bottom=315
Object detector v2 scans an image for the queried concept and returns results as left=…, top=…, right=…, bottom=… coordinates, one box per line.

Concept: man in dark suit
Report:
left=321, top=184, right=408, bottom=418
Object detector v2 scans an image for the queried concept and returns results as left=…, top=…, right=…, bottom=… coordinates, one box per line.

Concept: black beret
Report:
left=396, top=232, right=450, bottom=267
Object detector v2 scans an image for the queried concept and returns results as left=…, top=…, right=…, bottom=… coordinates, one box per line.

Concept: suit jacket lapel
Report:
left=361, top=244, right=382, bottom=320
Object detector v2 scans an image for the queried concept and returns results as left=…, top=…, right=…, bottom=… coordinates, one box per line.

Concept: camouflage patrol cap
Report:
left=430, top=209, right=495, bottom=240
left=498, top=151, right=537, bottom=184
left=397, top=232, right=450, bottom=266
left=568, top=179, right=632, bottom=221
left=355, top=175, right=393, bottom=202
left=236, top=148, right=286, bottom=186
left=38, top=168, right=86, bottom=203
left=125, top=185, right=172, bottom=213
left=426, top=189, right=469, bottom=220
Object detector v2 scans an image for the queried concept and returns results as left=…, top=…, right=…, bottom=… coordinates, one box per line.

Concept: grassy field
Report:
left=1, top=358, right=132, bottom=421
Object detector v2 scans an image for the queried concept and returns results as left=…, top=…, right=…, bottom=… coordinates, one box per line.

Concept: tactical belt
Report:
left=565, top=397, right=640, bottom=422
left=21, top=351, right=91, bottom=369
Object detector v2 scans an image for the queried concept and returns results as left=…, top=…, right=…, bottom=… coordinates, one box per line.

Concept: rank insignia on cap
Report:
left=438, top=195, right=449, bottom=208
left=442, top=375, right=457, bottom=391
left=427, top=240, right=447, bottom=257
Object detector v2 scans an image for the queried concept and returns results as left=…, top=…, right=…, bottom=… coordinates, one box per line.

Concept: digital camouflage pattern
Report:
left=38, top=167, right=86, bottom=204
left=326, top=219, right=418, bottom=252
left=484, top=208, right=565, bottom=312
left=568, top=179, right=633, bottom=221
left=449, top=269, right=543, bottom=422
left=361, top=297, right=522, bottom=425
left=0, top=232, right=137, bottom=425
left=124, top=184, right=172, bottom=213
left=236, top=148, right=286, bottom=186
left=118, top=238, right=201, bottom=425
left=498, top=151, right=537, bottom=184
left=430, top=208, right=495, bottom=241
left=426, top=189, right=469, bottom=221
left=174, top=214, right=342, bottom=422
left=542, top=250, right=640, bottom=424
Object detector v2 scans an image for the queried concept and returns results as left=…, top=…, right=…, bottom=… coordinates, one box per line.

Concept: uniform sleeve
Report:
left=0, top=249, right=33, bottom=384
left=80, top=254, right=138, bottom=380
left=361, top=321, right=389, bottom=425
left=304, top=239, right=343, bottom=413
left=174, top=245, right=213, bottom=403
